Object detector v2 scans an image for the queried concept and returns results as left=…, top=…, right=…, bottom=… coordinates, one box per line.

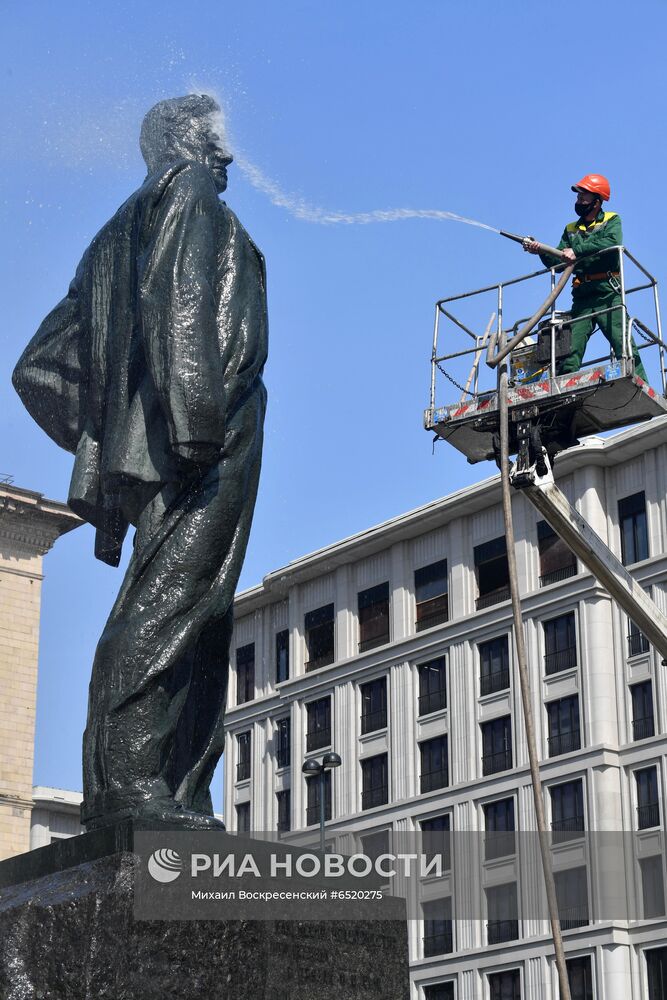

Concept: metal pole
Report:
left=319, top=768, right=326, bottom=855
left=619, top=248, right=628, bottom=366
left=497, top=342, right=572, bottom=1000
left=652, top=281, right=666, bottom=396
left=550, top=269, right=557, bottom=381
left=429, top=304, right=440, bottom=412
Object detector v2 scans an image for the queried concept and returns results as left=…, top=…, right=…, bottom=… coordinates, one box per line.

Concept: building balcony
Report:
left=305, top=651, right=335, bottom=672
left=423, top=928, right=453, bottom=957
left=539, top=563, right=577, bottom=588
left=421, top=769, right=449, bottom=794
left=544, top=646, right=577, bottom=675
left=558, top=905, right=588, bottom=930
left=487, top=919, right=518, bottom=945
left=418, top=689, right=447, bottom=717
left=551, top=815, right=585, bottom=844
left=362, top=785, right=388, bottom=810
left=484, top=831, right=515, bottom=861
left=306, top=728, right=331, bottom=752
left=637, top=801, right=660, bottom=830
left=482, top=749, right=512, bottom=776
left=361, top=709, right=387, bottom=734
left=628, top=631, right=650, bottom=657
left=548, top=730, right=581, bottom=758
left=480, top=669, right=510, bottom=697
left=236, top=761, right=250, bottom=782
left=633, top=716, right=655, bottom=741
left=476, top=586, right=511, bottom=611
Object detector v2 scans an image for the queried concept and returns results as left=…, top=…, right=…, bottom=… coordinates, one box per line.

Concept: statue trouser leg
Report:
left=81, top=392, right=264, bottom=829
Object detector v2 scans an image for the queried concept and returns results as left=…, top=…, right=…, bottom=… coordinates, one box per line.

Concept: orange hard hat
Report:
left=571, top=174, right=611, bottom=201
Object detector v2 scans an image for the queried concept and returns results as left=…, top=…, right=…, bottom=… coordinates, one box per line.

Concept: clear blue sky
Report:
left=2, top=1, right=666, bottom=811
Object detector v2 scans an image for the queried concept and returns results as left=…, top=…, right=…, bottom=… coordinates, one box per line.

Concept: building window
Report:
left=358, top=582, right=390, bottom=652
left=488, top=970, right=521, bottom=1000
left=555, top=867, right=589, bottom=929
left=646, top=946, right=667, bottom=1000
left=636, top=766, right=660, bottom=829
left=236, top=802, right=250, bottom=833
left=481, top=716, right=512, bottom=775
left=424, top=984, right=454, bottom=1000
left=474, top=536, right=510, bottom=610
left=544, top=612, right=577, bottom=675
left=420, top=814, right=451, bottom=873
left=360, top=829, right=390, bottom=866
left=360, top=677, right=387, bottom=734
left=305, top=604, right=335, bottom=671
left=236, top=731, right=251, bottom=782
left=418, top=657, right=447, bottom=716
left=277, top=789, right=291, bottom=833
left=420, top=736, right=449, bottom=793
left=479, top=635, right=510, bottom=695
left=361, top=753, right=389, bottom=810
left=236, top=643, right=255, bottom=704
left=641, top=855, right=666, bottom=918
left=566, top=957, right=593, bottom=1000
left=619, top=490, right=648, bottom=565
left=483, top=797, right=515, bottom=861
left=276, top=628, right=289, bottom=683
left=305, top=770, right=331, bottom=826
left=423, top=898, right=453, bottom=956
left=537, top=519, right=576, bottom=587
left=486, top=882, right=519, bottom=944
left=306, top=697, right=331, bottom=752
left=550, top=779, right=585, bottom=843
left=415, top=559, right=449, bottom=631
left=547, top=696, right=581, bottom=757
left=276, top=717, right=291, bottom=769
left=628, top=617, right=650, bottom=657
left=632, top=680, right=655, bottom=741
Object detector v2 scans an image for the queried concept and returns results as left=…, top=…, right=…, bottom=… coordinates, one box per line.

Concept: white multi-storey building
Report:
left=224, top=418, right=667, bottom=1000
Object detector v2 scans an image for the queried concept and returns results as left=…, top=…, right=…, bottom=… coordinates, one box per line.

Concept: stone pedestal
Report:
left=0, top=823, right=410, bottom=1000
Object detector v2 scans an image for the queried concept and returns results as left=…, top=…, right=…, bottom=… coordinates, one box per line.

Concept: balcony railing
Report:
left=236, top=760, right=251, bottom=782
left=421, top=769, right=449, bottom=793
left=633, top=716, right=655, bottom=741
left=276, top=745, right=290, bottom=769
left=418, top=688, right=447, bottom=716
left=637, top=801, right=660, bottom=830
left=361, top=709, right=387, bottom=734
left=544, top=646, right=577, bottom=675
left=482, top=749, right=512, bottom=776
left=305, top=650, right=335, bottom=672
left=480, top=668, right=510, bottom=696
left=476, top=586, right=511, bottom=611
left=362, top=785, right=388, bottom=810
left=485, top=831, right=516, bottom=861
left=628, top=631, right=650, bottom=657
left=548, top=730, right=581, bottom=757
left=416, top=595, right=449, bottom=632
left=487, top=919, right=519, bottom=945
left=558, top=905, right=589, bottom=930
left=539, top=563, right=577, bottom=588
left=306, top=803, right=330, bottom=826
left=551, top=815, right=585, bottom=844
left=423, top=927, right=453, bottom=956
left=306, top=727, right=330, bottom=752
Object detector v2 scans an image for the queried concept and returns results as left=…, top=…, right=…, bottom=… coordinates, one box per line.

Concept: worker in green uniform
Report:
left=524, top=174, right=649, bottom=381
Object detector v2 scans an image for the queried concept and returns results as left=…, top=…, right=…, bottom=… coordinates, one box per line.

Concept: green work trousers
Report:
left=559, top=282, right=649, bottom=381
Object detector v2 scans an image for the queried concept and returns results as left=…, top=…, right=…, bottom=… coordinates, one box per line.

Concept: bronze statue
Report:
left=13, top=95, right=267, bottom=830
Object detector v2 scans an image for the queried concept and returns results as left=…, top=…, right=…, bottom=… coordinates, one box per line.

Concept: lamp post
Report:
left=302, top=751, right=342, bottom=854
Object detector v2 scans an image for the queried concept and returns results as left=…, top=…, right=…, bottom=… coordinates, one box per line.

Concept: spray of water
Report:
left=233, top=152, right=499, bottom=231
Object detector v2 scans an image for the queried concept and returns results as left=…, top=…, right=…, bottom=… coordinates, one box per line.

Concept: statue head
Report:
left=140, top=94, right=232, bottom=192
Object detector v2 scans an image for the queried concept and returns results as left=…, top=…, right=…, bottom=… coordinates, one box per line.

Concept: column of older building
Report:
left=0, top=484, right=79, bottom=860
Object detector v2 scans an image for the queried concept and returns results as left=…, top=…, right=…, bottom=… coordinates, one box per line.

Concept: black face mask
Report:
left=574, top=200, right=597, bottom=218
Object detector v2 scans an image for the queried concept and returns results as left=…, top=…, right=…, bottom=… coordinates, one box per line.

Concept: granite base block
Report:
left=0, top=833, right=410, bottom=1000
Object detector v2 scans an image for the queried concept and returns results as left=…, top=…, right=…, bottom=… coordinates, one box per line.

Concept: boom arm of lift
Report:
left=511, top=455, right=667, bottom=663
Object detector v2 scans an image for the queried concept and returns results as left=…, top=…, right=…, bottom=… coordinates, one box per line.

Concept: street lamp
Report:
left=302, top=751, right=342, bottom=854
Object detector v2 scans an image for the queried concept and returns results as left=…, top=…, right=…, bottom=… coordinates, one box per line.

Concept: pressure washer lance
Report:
left=499, top=230, right=570, bottom=263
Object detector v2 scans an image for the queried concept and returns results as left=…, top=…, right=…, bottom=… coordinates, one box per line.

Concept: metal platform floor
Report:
left=425, top=363, right=667, bottom=464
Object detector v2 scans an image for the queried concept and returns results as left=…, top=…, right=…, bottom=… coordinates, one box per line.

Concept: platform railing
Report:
left=428, top=247, right=667, bottom=420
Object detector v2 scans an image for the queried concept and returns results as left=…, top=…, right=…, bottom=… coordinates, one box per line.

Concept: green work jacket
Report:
left=539, top=210, right=622, bottom=278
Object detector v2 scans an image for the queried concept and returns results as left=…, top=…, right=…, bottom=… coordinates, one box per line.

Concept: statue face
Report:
left=194, top=110, right=233, bottom=194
